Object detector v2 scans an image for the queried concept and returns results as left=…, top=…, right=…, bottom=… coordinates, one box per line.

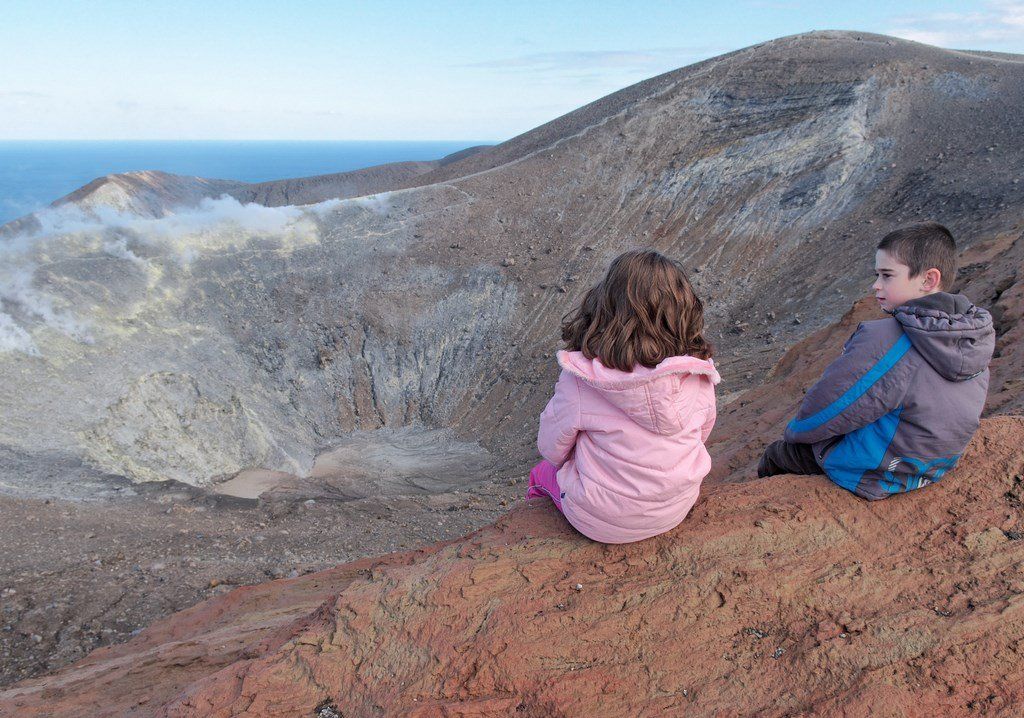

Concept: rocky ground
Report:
left=0, top=476, right=524, bottom=689
left=2, top=417, right=1022, bottom=717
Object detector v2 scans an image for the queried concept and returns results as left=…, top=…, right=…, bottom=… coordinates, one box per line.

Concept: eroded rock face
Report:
left=3, top=32, right=1024, bottom=493
left=1, top=416, right=1021, bottom=717
left=0, top=184, right=520, bottom=492
left=81, top=371, right=271, bottom=484
left=955, top=231, right=1024, bottom=417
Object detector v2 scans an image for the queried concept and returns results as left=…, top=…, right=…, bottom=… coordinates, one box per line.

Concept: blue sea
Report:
left=0, top=140, right=486, bottom=225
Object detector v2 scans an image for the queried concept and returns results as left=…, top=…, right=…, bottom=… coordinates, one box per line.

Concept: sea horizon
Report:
left=0, top=139, right=493, bottom=225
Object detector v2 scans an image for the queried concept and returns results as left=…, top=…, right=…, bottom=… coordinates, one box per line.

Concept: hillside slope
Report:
left=1, top=415, right=1021, bottom=716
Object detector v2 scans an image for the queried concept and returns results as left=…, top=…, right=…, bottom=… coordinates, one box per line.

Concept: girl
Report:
left=527, top=249, right=720, bottom=544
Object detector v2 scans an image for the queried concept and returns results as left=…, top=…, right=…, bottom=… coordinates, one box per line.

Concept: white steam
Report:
left=352, top=192, right=392, bottom=214
left=30, top=195, right=309, bottom=247
left=0, top=193, right=372, bottom=357
left=0, top=225, right=98, bottom=355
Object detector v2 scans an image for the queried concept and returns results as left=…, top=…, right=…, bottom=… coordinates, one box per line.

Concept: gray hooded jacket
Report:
left=784, top=292, right=995, bottom=500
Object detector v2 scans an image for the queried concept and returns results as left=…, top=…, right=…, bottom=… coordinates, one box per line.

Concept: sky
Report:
left=2, top=1, right=1024, bottom=142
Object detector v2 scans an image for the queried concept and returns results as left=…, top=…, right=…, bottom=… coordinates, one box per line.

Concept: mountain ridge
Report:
left=3, top=32, right=1024, bottom=705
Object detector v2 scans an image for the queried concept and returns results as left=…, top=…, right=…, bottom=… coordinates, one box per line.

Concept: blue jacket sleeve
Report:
left=784, top=322, right=914, bottom=445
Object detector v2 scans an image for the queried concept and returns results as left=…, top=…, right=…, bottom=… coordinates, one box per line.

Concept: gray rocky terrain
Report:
left=5, top=30, right=1023, bottom=498
left=2, top=29, right=1024, bottom=687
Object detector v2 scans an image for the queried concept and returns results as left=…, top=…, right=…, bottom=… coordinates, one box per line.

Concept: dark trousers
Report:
left=757, top=440, right=823, bottom=478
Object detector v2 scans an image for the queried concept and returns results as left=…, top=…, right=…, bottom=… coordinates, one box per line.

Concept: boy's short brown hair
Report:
left=876, top=221, right=958, bottom=291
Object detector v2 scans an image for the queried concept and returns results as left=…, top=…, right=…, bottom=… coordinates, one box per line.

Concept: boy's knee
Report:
left=757, top=443, right=781, bottom=478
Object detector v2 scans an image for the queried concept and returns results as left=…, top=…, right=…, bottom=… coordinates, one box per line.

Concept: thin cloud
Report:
left=461, top=47, right=723, bottom=74
left=888, top=1, right=1024, bottom=47
left=743, top=1, right=805, bottom=8
left=0, top=91, right=51, bottom=100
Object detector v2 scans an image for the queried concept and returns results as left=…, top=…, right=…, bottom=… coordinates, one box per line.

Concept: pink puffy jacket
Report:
left=537, top=350, right=720, bottom=543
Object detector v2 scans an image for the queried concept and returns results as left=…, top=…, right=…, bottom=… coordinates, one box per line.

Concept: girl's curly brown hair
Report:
left=560, top=249, right=712, bottom=371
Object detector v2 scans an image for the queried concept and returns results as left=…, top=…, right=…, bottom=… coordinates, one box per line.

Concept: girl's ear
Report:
left=922, top=267, right=942, bottom=292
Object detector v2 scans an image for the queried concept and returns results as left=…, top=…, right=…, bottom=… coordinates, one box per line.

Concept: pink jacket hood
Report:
left=556, top=350, right=721, bottom=436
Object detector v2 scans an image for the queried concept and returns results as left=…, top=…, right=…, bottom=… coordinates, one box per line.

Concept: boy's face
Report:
left=872, top=249, right=942, bottom=312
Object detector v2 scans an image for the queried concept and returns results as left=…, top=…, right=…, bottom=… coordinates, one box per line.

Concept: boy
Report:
left=758, top=221, right=995, bottom=500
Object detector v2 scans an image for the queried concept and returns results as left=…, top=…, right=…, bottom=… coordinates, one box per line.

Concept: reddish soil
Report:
left=2, top=416, right=1021, bottom=717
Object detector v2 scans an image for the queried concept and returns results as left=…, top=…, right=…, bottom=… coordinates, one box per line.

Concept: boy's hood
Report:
left=556, top=350, right=720, bottom=435
left=893, top=292, right=995, bottom=381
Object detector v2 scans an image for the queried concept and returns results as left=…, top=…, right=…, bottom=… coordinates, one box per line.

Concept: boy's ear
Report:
left=921, top=267, right=942, bottom=292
